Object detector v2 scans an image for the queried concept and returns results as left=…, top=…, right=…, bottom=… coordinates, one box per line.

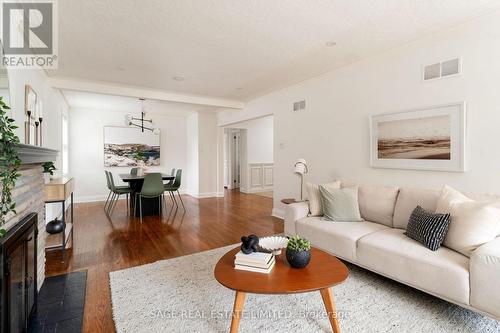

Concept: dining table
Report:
left=119, top=173, right=175, bottom=217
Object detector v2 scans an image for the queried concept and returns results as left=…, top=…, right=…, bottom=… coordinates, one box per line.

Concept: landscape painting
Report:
left=370, top=103, right=466, bottom=172
left=377, top=115, right=451, bottom=160
left=104, top=126, right=160, bottom=167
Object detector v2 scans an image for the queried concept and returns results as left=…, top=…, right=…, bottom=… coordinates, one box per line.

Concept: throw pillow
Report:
left=405, top=206, right=451, bottom=251
left=306, top=181, right=341, bottom=216
left=319, top=185, right=363, bottom=222
left=436, top=185, right=500, bottom=257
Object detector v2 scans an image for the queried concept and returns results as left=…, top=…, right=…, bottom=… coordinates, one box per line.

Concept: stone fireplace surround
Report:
left=3, top=144, right=58, bottom=290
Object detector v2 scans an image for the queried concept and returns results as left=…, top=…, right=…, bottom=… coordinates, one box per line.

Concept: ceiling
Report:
left=62, top=90, right=216, bottom=116
left=50, top=0, right=500, bottom=101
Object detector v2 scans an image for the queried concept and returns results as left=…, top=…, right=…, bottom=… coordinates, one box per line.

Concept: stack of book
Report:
left=234, top=251, right=275, bottom=274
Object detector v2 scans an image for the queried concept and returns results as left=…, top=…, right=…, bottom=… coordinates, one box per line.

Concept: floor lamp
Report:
left=294, top=159, right=308, bottom=201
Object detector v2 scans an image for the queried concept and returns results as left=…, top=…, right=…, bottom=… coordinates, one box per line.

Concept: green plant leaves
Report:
left=42, top=161, right=56, bottom=175
left=0, top=96, right=21, bottom=234
left=287, top=235, right=311, bottom=252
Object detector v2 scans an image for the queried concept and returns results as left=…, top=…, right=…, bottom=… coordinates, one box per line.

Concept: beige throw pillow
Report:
left=306, top=181, right=341, bottom=216
left=436, top=185, right=500, bottom=257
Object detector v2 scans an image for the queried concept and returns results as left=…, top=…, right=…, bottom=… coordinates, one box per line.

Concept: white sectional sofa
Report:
left=284, top=183, right=500, bottom=320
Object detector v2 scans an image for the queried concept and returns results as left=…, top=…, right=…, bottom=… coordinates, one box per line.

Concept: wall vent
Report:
left=293, top=100, right=306, bottom=111
left=423, top=58, right=461, bottom=81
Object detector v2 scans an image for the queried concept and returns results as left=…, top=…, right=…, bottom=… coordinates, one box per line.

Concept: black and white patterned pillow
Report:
left=405, top=206, right=451, bottom=251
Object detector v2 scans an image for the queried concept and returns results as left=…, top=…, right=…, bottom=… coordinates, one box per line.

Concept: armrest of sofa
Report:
left=470, top=237, right=500, bottom=319
left=284, top=202, right=309, bottom=236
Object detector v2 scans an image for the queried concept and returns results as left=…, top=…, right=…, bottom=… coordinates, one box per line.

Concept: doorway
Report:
left=224, top=129, right=242, bottom=190
left=221, top=115, right=274, bottom=196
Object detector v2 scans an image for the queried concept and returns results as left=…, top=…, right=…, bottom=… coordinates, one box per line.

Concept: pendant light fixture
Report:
left=124, top=98, right=160, bottom=134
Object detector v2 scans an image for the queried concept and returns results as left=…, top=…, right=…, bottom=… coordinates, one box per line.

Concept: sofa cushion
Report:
left=436, top=186, right=500, bottom=257
left=306, top=181, right=341, bottom=216
left=358, top=185, right=399, bottom=227
left=393, top=187, right=441, bottom=229
left=357, top=228, right=470, bottom=305
left=295, top=217, right=388, bottom=262
left=319, top=186, right=363, bottom=222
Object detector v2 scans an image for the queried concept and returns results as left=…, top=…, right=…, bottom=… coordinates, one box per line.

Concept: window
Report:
left=62, top=112, right=69, bottom=174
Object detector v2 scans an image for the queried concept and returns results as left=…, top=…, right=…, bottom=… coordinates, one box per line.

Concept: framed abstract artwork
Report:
left=103, top=126, right=161, bottom=167
left=370, top=102, right=466, bottom=172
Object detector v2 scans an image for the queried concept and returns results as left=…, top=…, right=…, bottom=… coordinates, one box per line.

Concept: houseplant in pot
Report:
left=42, top=161, right=56, bottom=184
left=286, top=235, right=311, bottom=268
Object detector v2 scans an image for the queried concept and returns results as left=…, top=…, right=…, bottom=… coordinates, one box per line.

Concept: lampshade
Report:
left=294, top=159, right=308, bottom=175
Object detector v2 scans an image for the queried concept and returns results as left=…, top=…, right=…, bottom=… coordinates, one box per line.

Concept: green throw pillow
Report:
left=319, top=185, right=363, bottom=222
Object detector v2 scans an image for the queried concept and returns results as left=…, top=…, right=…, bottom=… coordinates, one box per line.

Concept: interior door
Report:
left=232, top=132, right=241, bottom=188
left=223, top=132, right=229, bottom=187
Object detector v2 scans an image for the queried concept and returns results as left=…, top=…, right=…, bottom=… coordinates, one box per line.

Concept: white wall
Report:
left=218, top=11, right=500, bottom=218
left=197, top=113, right=219, bottom=196
left=8, top=69, right=69, bottom=221
left=185, top=112, right=220, bottom=198
left=8, top=69, right=68, bottom=162
left=69, top=107, right=187, bottom=202
left=186, top=113, right=199, bottom=196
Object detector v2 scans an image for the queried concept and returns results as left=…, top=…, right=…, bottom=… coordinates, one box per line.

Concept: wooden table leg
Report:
left=320, top=288, right=341, bottom=333
left=230, top=291, right=246, bottom=333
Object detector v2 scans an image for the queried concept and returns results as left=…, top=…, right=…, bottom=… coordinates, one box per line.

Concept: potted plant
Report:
left=286, top=235, right=312, bottom=268
left=42, top=161, right=56, bottom=184
left=0, top=96, right=21, bottom=237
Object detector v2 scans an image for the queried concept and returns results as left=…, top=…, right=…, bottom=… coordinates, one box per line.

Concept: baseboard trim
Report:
left=185, top=191, right=220, bottom=199
left=74, top=195, right=110, bottom=203
left=240, top=187, right=273, bottom=194
left=271, top=208, right=284, bottom=220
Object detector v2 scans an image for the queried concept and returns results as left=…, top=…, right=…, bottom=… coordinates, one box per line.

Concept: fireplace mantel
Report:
left=16, top=144, right=59, bottom=164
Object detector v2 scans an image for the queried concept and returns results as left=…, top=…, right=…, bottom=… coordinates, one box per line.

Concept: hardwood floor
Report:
left=45, top=189, right=283, bottom=333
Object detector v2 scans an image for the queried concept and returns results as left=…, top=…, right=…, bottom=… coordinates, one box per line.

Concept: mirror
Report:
left=0, top=42, right=10, bottom=105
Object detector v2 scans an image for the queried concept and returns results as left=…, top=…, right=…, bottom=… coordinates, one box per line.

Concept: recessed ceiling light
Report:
left=173, top=76, right=185, bottom=81
left=325, top=41, right=337, bottom=47
left=236, top=87, right=243, bottom=90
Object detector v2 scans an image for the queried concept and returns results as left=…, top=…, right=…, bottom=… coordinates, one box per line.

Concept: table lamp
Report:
left=294, top=159, right=308, bottom=201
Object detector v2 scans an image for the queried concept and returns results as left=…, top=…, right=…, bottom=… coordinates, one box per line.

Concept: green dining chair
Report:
left=134, top=173, right=166, bottom=222
left=130, top=167, right=139, bottom=176
left=163, top=168, right=176, bottom=187
left=104, top=171, right=113, bottom=211
left=164, top=169, right=185, bottom=211
left=106, top=171, right=133, bottom=215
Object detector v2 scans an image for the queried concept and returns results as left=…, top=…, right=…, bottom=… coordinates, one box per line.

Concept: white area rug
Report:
left=110, top=245, right=500, bottom=333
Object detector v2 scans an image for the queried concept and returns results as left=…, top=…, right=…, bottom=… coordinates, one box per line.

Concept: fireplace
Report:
left=0, top=144, right=58, bottom=332
left=0, top=213, right=38, bottom=333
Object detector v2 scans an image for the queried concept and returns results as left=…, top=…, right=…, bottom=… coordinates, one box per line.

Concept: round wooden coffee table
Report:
left=214, top=246, right=349, bottom=333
